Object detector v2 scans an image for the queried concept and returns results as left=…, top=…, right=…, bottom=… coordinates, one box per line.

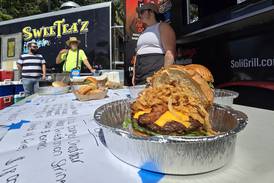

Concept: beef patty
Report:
left=137, top=105, right=203, bottom=135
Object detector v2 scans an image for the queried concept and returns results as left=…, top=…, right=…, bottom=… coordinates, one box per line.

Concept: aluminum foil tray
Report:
left=214, top=89, right=239, bottom=107
left=94, top=100, right=248, bottom=175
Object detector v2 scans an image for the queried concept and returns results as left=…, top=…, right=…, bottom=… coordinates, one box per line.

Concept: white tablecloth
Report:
left=0, top=90, right=273, bottom=183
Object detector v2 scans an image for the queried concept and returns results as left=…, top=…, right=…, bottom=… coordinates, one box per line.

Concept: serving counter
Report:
left=0, top=90, right=273, bottom=183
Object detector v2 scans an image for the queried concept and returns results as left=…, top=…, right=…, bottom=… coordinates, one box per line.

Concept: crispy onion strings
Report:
left=131, top=84, right=216, bottom=136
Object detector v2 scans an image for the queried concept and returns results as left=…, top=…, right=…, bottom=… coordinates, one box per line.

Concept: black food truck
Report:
left=177, top=0, right=274, bottom=110
left=0, top=2, right=112, bottom=75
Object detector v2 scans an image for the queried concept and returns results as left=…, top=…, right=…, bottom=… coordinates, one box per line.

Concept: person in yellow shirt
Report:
left=56, top=37, right=94, bottom=73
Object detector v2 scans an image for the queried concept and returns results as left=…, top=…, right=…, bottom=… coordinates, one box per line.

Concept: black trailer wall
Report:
left=177, top=0, right=274, bottom=109
left=178, top=20, right=274, bottom=109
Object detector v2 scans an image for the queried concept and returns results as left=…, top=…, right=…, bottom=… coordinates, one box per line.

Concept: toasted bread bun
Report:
left=148, top=65, right=214, bottom=105
left=184, top=68, right=213, bottom=105
left=52, top=81, right=68, bottom=87
left=184, top=64, right=214, bottom=83
left=85, top=77, right=97, bottom=85
left=94, top=75, right=108, bottom=87
left=164, top=64, right=214, bottom=104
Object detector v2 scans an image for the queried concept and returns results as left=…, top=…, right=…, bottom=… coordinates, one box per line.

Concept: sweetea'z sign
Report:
left=22, top=19, right=89, bottom=41
left=21, top=18, right=90, bottom=55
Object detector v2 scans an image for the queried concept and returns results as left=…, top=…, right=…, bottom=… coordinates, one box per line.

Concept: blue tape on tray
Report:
left=138, top=162, right=165, bottom=183
left=5, top=120, right=30, bottom=131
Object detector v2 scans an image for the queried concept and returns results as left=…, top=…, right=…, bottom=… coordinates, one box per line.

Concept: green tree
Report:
left=0, top=0, right=49, bottom=20
left=0, top=9, right=13, bottom=21
left=113, top=0, right=124, bottom=26
left=0, top=0, right=111, bottom=21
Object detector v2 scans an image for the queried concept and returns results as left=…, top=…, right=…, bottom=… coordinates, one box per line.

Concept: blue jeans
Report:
left=22, top=78, right=40, bottom=96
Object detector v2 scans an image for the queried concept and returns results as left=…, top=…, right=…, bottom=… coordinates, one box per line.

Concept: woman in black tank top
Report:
left=133, top=3, right=176, bottom=85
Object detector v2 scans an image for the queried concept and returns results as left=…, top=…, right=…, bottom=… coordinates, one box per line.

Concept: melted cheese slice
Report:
left=133, top=109, right=191, bottom=128
left=133, top=109, right=151, bottom=119
left=155, top=111, right=191, bottom=128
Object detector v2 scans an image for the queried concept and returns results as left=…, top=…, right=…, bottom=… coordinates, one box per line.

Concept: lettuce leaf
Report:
left=131, top=120, right=160, bottom=136
left=208, top=82, right=214, bottom=89
left=123, top=118, right=159, bottom=136
left=122, top=118, right=132, bottom=128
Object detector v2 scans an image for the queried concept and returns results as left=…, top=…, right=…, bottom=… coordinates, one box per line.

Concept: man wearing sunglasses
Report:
left=56, top=37, right=95, bottom=74
left=17, top=41, right=46, bottom=96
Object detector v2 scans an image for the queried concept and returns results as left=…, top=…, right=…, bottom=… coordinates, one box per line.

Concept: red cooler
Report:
left=0, top=96, right=13, bottom=110
left=0, top=71, right=14, bottom=81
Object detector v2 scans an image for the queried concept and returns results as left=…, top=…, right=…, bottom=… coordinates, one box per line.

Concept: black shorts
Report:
left=135, top=53, right=164, bottom=85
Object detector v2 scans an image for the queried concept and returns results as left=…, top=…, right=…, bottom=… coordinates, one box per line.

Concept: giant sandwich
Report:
left=128, top=64, right=216, bottom=136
